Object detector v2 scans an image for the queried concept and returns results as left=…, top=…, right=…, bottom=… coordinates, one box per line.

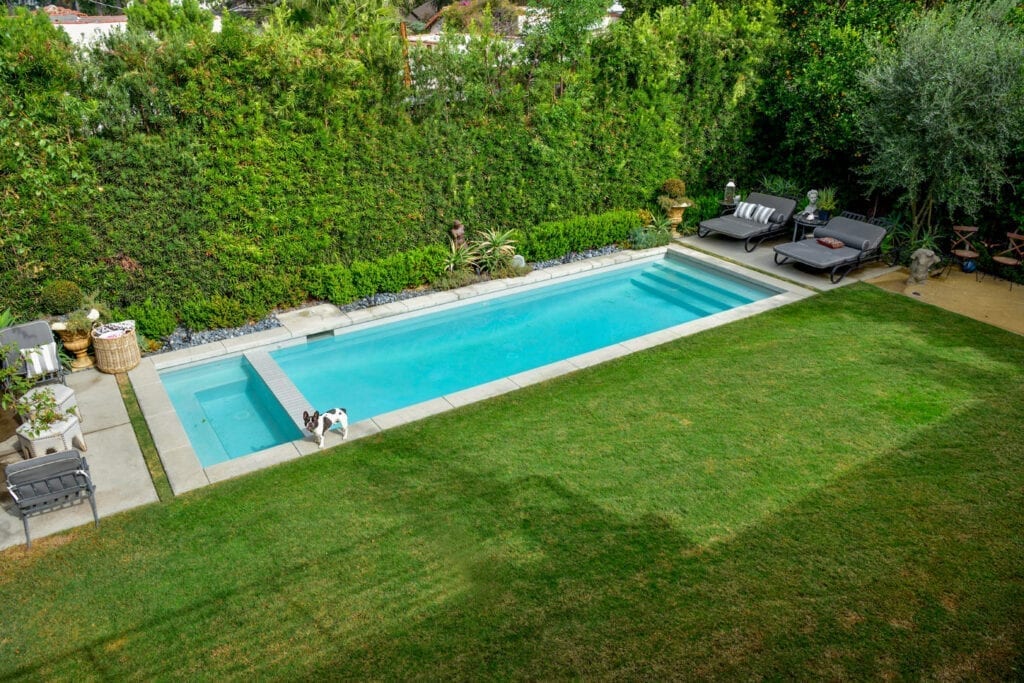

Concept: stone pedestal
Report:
left=16, top=414, right=88, bottom=459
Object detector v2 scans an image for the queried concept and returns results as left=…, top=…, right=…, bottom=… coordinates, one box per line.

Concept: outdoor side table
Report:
left=792, top=215, right=828, bottom=242
left=16, top=414, right=88, bottom=459
left=18, top=384, right=81, bottom=425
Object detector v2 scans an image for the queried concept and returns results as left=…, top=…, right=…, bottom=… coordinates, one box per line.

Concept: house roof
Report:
left=43, top=4, right=127, bottom=24
left=42, top=4, right=88, bottom=16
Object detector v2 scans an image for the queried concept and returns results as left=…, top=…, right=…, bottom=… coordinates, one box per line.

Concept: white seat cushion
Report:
left=20, top=341, right=60, bottom=378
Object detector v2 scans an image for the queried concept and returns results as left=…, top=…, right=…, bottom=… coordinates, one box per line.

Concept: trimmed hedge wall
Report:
left=0, top=4, right=779, bottom=329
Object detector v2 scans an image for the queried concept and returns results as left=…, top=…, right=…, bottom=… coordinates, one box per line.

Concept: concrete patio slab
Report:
left=0, top=370, right=157, bottom=552
left=676, top=233, right=898, bottom=291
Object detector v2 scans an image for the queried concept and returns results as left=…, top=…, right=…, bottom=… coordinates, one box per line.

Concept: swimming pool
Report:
left=161, top=251, right=785, bottom=467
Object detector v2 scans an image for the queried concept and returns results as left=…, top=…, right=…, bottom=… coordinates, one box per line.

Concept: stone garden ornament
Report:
left=802, top=189, right=819, bottom=218
left=907, top=248, right=942, bottom=284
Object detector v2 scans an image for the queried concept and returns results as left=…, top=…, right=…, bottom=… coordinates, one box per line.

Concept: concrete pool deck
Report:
left=1, top=244, right=816, bottom=551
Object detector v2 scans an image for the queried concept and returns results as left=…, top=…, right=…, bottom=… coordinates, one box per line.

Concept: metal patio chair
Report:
left=5, top=449, right=98, bottom=548
left=943, top=225, right=980, bottom=277
left=982, top=231, right=1024, bottom=290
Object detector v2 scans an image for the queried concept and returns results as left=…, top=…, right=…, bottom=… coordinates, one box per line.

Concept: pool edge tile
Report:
left=508, top=360, right=579, bottom=388
left=445, top=378, right=520, bottom=408
left=568, top=344, right=634, bottom=369
left=149, top=342, right=230, bottom=371
left=205, top=442, right=303, bottom=484
left=221, top=327, right=296, bottom=354
left=161, top=445, right=210, bottom=495
left=278, top=303, right=347, bottom=338
left=372, top=398, right=455, bottom=431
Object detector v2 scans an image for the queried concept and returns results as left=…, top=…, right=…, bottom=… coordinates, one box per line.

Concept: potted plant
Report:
left=47, top=289, right=111, bottom=370
left=51, top=309, right=100, bottom=369
left=816, top=186, right=838, bottom=221
left=657, top=178, right=695, bottom=227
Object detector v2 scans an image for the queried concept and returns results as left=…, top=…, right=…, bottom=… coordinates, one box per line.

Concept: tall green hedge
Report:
left=0, top=3, right=780, bottom=329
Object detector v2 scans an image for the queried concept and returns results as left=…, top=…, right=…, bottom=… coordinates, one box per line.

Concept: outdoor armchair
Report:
left=5, top=449, right=98, bottom=548
left=0, top=320, right=65, bottom=389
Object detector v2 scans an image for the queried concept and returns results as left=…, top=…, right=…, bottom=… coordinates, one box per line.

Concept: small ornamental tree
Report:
left=854, top=0, right=1024, bottom=242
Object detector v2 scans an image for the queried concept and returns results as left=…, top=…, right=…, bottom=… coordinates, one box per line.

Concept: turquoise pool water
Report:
left=163, top=255, right=779, bottom=465
left=162, top=357, right=303, bottom=466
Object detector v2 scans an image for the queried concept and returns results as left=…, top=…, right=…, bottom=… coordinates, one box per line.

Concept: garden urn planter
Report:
left=53, top=327, right=94, bottom=369
left=666, top=204, right=687, bottom=227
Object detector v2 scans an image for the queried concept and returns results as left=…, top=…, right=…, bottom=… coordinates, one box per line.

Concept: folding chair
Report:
left=982, top=232, right=1024, bottom=290
left=943, top=225, right=980, bottom=277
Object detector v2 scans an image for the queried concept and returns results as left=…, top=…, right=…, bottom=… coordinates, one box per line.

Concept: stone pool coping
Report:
left=129, top=244, right=815, bottom=495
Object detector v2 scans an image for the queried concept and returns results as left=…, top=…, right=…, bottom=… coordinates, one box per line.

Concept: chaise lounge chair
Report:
left=0, top=319, right=65, bottom=389
left=697, top=192, right=798, bottom=252
left=772, top=212, right=889, bottom=284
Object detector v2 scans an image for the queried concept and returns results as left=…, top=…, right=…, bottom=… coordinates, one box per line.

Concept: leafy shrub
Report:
left=628, top=216, right=672, bottom=249
left=39, top=280, right=84, bottom=315
left=444, top=239, right=479, bottom=273
left=473, top=228, right=519, bottom=273
left=303, top=264, right=357, bottom=305
left=123, top=297, right=177, bottom=339
left=490, top=262, right=533, bottom=279
left=519, top=210, right=640, bottom=262
left=350, top=246, right=448, bottom=298
left=180, top=295, right=251, bottom=331
left=658, top=178, right=694, bottom=211
left=682, top=193, right=722, bottom=230
left=431, top=269, right=477, bottom=291
left=758, top=175, right=802, bottom=199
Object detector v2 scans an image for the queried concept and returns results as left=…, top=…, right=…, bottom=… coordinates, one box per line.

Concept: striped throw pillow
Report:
left=752, top=205, right=775, bottom=224
left=734, top=201, right=757, bottom=220
left=21, top=341, right=60, bottom=378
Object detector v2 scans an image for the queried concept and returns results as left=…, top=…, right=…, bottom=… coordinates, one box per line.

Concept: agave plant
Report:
left=473, top=228, right=518, bottom=274
left=444, top=237, right=479, bottom=273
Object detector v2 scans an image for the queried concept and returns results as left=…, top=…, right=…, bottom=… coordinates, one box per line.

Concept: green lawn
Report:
left=2, top=284, right=1022, bottom=679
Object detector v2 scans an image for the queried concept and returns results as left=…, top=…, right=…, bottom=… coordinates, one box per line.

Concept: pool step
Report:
left=629, top=277, right=719, bottom=317
left=647, top=262, right=759, bottom=306
left=632, top=268, right=741, bottom=315
left=244, top=350, right=311, bottom=434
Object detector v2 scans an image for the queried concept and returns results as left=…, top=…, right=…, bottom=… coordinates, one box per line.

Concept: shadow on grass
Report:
left=4, top=385, right=1021, bottom=680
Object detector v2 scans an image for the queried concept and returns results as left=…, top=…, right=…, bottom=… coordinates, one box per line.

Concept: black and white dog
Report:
left=303, top=408, right=349, bottom=449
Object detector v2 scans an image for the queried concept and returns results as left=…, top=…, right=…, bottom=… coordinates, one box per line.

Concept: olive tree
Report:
left=854, top=0, right=1024, bottom=242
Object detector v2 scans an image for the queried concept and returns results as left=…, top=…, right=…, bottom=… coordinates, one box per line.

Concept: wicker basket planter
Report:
left=92, top=326, right=141, bottom=374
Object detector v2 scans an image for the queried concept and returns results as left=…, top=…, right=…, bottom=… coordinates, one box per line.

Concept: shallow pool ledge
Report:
left=134, top=245, right=815, bottom=494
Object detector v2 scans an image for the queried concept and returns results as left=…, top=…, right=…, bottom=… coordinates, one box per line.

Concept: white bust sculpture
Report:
left=803, top=189, right=819, bottom=217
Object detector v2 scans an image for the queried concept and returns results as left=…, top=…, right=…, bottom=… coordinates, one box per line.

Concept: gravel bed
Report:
left=154, top=246, right=622, bottom=354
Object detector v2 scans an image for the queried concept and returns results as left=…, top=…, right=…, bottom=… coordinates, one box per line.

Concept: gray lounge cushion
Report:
left=773, top=239, right=863, bottom=268
left=699, top=192, right=797, bottom=240
left=773, top=214, right=887, bottom=269
left=813, top=216, right=886, bottom=252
